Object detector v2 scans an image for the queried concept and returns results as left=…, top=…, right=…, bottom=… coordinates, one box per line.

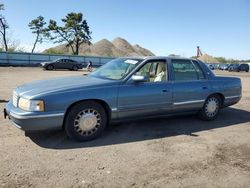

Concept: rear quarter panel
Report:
left=210, top=76, right=241, bottom=106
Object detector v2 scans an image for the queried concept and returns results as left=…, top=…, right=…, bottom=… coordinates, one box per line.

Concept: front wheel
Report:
left=64, top=101, right=107, bottom=141
left=47, top=64, right=54, bottom=70
left=198, top=95, right=221, bottom=121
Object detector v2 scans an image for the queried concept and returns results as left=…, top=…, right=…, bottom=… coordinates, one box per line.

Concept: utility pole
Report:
left=197, top=46, right=203, bottom=57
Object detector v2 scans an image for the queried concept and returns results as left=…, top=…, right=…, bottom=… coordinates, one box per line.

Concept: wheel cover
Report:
left=205, top=97, right=219, bottom=117
left=48, top=65, right=53, bottom=70
left=74, top=109, right=101, bottom=136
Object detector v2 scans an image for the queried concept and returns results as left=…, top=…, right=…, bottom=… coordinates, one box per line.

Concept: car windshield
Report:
left=90, top=58, right=141, bottom=80
left=54, top=59, right=62, bottom=62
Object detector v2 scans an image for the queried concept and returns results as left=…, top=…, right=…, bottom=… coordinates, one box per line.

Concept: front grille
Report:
left=12, top=91, right=19, bottom=107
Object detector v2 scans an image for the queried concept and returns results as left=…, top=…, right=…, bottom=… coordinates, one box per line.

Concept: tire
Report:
left=72, top=65, right=78, bottom=71
left=47, top=64, right=54, bottom=70
left=198, top=95, right=221, bottom=121
left=64, top=101, right=107, bottom=141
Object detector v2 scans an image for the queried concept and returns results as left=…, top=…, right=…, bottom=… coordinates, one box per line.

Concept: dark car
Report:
left=40, top=58, right=83, bottom=71
left=228, top=64, right=249, bottom=72
left=238, top=64, right=249, bottom=72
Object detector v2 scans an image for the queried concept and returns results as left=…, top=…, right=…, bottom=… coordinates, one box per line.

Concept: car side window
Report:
left=192, top=60, right=205, bottom=80
left=172, top=59, right=204, bottom=81
left=136, top=61, right=167, bottom=82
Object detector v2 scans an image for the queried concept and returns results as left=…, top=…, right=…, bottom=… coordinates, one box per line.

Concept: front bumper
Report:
left=4, top=101, right=64, bottom=131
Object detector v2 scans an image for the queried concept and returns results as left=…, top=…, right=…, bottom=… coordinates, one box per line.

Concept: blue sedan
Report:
left=4, top=56, right=242, bottom=141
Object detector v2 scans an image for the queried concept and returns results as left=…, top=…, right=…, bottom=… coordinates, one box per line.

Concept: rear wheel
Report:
left=198, top=95, right=221, bottom=121
left=47, top=64, right=54, bottom=70
left=65, top=101, right=107, bottom=141
left=72, top=65, right=78, bottom=71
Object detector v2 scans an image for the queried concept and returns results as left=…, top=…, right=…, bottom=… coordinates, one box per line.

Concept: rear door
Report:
left=62, top=59, right=70, bottom=69
left=171, top=59, right=210, bottom=112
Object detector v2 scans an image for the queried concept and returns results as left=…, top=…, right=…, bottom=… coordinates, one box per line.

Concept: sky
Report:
left=1, top=0, right=250, bottom=59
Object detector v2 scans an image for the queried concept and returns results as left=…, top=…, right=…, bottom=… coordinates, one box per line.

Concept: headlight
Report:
left=18, top=98, right=44, bottom=112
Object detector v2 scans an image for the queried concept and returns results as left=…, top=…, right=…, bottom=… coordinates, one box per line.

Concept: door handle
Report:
left=202, top=86, right=208, bottom=90
left=162, top=89, right=168, bottom=93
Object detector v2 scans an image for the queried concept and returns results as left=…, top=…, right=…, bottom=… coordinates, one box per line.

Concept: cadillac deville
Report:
left=4, top=57, right=242, bottom=141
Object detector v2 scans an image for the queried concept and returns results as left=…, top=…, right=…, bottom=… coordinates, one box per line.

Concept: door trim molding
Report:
left=173, top=99, right=205, bottom=106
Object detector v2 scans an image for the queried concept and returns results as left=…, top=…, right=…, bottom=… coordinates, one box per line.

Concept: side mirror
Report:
left=131, top=75, right=147, bottom=82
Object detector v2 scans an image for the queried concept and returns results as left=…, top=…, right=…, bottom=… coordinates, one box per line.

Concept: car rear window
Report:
left=172, top=59, right=205, bottom=81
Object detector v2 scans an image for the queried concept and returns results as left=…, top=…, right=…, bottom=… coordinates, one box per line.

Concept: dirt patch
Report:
left=211, top=144, right=250, bottom=172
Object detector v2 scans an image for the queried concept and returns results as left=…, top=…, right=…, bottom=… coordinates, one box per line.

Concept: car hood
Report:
left=15, top=75, right=120, bottom=99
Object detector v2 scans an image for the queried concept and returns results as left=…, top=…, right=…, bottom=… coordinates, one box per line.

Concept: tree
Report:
left=28, top=16, right=46, bottom=53
left=44, top=48, right=64, bottom=54
left=0, top=4, right=9, bottom=51
left=46, top=12, right=91, bottom=55
left=214, top=57, right=227, bottom=64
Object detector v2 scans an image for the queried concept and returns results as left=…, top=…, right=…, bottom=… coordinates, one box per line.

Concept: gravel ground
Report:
left=0, top=67, right=250, bottom=188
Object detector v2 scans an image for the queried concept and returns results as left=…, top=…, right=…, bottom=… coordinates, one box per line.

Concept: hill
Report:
left=44, top=37, right=155, bottom=57
left=197, top=53, right=219, bottom=63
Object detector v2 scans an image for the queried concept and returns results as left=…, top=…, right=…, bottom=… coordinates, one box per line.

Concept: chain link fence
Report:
left=0, top=52, right=114, bottom=67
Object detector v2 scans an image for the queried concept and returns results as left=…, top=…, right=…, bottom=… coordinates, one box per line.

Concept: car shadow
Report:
left=0, top=99, right=9, bottom=103
left=26, top=107, right=250, bottom=149
left=43, top=69, right=86, bottom=72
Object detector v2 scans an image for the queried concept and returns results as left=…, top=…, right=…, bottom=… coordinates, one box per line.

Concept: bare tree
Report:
left=0, top=4, right=9, bottom=51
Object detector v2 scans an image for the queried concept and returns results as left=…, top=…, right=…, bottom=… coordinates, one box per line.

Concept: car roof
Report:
left=121, top=56, right=196, bottom=61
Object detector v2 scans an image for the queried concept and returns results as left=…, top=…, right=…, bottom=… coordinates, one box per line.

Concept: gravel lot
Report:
left=0, top=67, right=250, bottom=188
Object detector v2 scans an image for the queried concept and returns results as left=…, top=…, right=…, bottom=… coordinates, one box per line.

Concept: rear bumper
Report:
left=4, top=102, right=64, bottom=131
left=223, top=95, right=241, bottom=107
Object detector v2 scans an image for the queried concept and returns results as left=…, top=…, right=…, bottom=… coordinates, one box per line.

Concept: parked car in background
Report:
left=4, top=56, right=242, bottom=141
left=228, top=63, right=249, bottom=72
left=213, top=63, right=220, bottom=70
left=218, top=64, right=229, bottom=71
left=40, top=58, right=83, bottom=71
left=238, top=64, right=249, bottom=72
left=228, top=64, right=239, bottom=72
left=206, top=63, right=215, bottom=70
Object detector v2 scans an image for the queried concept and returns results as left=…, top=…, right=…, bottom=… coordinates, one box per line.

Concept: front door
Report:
left=117, top=60, right=173, bottom=119
left=55, top=59, right=66, bottom=69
